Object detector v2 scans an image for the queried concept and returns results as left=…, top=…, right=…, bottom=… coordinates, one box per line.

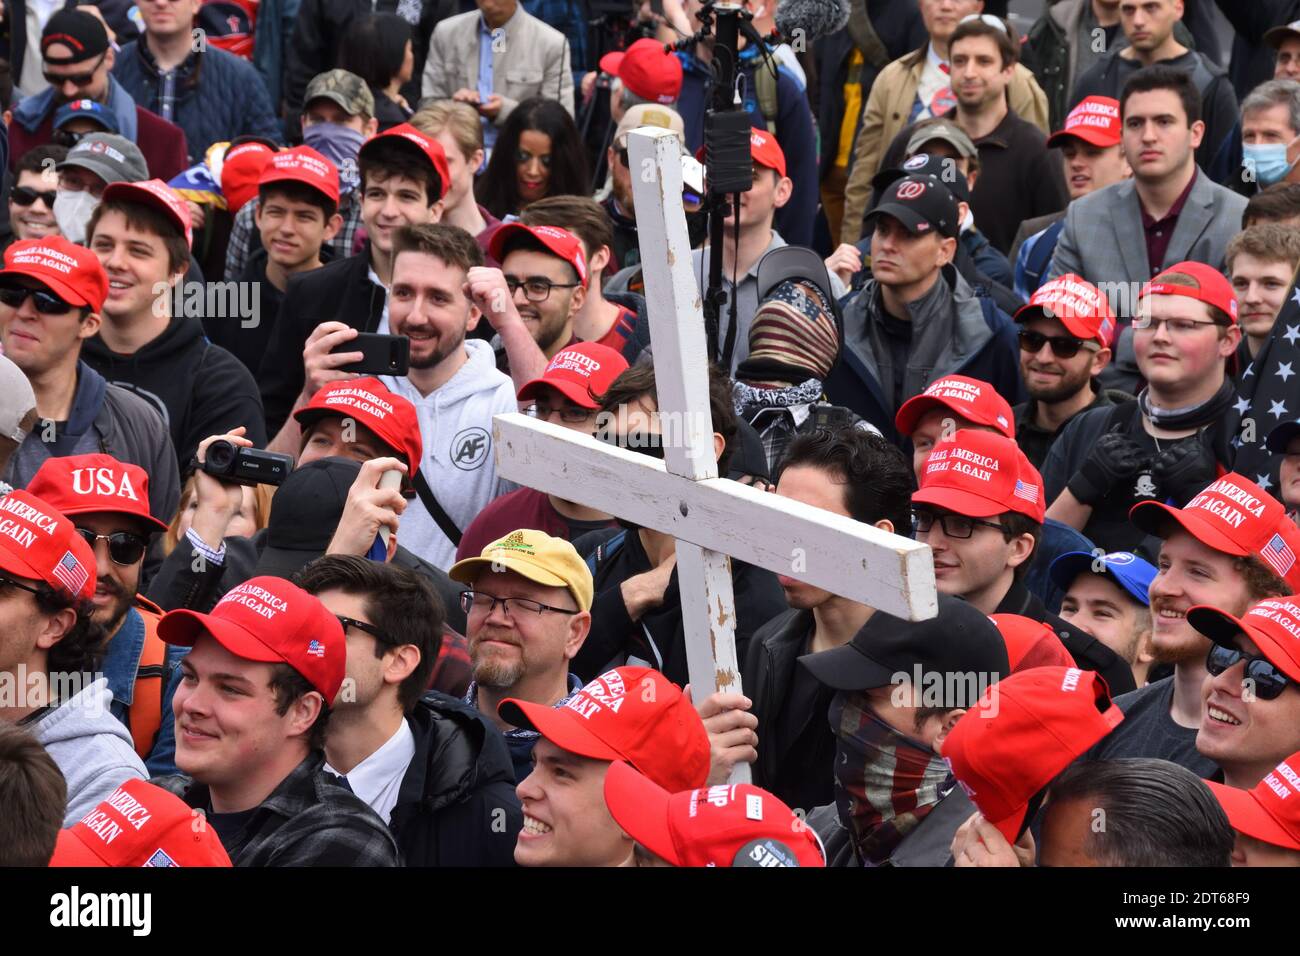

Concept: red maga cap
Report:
left=360, top=123, right=450, bottom=200
left=750, top=127, right=786, bottom=177
left=1015, top=273, right=1116, bottom=349
left=990, top=614, right=1076, bottom=672
left=1047, top=95, right=1122, bottom=149
left=50, top=778, right=233, bottom=867
left=941, top=666, right=1125, bottom=842
left=1139, top=261, right=1238, bottom=324
left=0, top=236, right=108, bottom=311
left=158, top=576, right=346, bottom=700
left=913, top=429, right=1044, bottom=521
left=1188, top=595, right=1300, bottom=683
left=603, top=760, right=824, bottom=867
left=28, top=452, right=167, bottom=532
left=489, top=222, right=590, bottom=288
left=599, top=38, right=683, bottom=105
left=221, top=141, right=276, bottom=214
left=294, top=377, right=423, bottom=475
left=894, top=374, right=1014, bottom=438
left=1207, top=750, right=1300, bottom=852
left=0, top=490, right=95, bottom=601
left=1130, top=473, right=1300, bottom=591
left=499, top=666, right=710, bottom=793
left=259, top=145, right=340, bottom=204
left=102, top=179, right=194, bottom=249
left=516, top=341, right=629, bottom=408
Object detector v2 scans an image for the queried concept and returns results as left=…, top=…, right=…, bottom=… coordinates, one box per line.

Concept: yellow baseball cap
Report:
left=448, top=529, right=594, bottom=612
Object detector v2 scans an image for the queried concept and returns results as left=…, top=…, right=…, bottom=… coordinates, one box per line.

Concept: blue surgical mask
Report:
left=1243, top=141, right=1298, bottom=187
left=303, top=123, right=365, bottom=194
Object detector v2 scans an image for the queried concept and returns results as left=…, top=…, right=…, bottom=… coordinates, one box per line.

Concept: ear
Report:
left=772, top=175, right=793, bottom=209
left=1136, top=627, right=1156, bottom=665
left=565, top=610, right=591, bottom=660
left=967, top=167, right=979, bottom=189
left=471, top=148, right=485, bottom=172
left=323, top=212, right=344, bottom=243
left=1004, top=531, right=1036, bottom=570
left=1091, top=346, right=1112, bottom=375
left=383, top=643, right=422, bottom=688
left=590, top=244, right=611, bottom=277
left=1219, top=322, right=1242, bottom=358
left=1189, top=118, right=1206, bottom=150
left=570, top=283, right=586, bottom=316
left=937, top=235, right=958, bottom=268
left=929, top=707, right=966, bottom=754
left=33, top=606, right=77, bottom=652
left=428, top=198, right=446, bottom=223
left=712, top=430, right=725, bottom=462
left=957, top=200, right=970, bottom=223
left=363, top=117, right=380, bottom=139
left=873, top=518, right=896, bottom=535
left=465, top=299, right=483, bottom=332
left=78, top=310, right=104, bottom=340
left=104, top=46, right=116, bottom=71
left=285, top=690, right=325, bottom=740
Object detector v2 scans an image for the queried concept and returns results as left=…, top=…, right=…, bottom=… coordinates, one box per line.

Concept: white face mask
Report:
left=54, top=189, right=99, bottom=245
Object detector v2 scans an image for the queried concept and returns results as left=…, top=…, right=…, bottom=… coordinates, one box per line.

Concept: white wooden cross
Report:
left=493, top=127, right=938, bottom=782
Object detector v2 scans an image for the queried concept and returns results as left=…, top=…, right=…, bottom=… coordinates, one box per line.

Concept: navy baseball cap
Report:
left=1266, top=420, right=1300, bottom=454
left=53, top=99, right=118, bottom=134
left=1048, top=550, right=1156, bottom=607
left=872, top=152, right=971, bottom=204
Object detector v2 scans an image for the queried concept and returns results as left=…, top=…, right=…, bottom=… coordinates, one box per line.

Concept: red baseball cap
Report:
left=749, top=127, right=786, bottom=178
left=360, top=122, right=450, bottom=201
left=221, top=141, right=276, bottom=214
left=101, top=179, right=193, bottom=249
left=158, top=576, right=346, bottom=701
left=27, top=453, right=168, bottom=532
left=1014, top=273, right=1116, bottom=349
left=1188, top=595, right=1300, bottom=683
left=498, top=666, right=710, bottom=793
left=0, top=236, right=108, bottom=311
left=599, top=38, right=683, bottom=105
left=489, top=222, right=590, bottom=288
left=602, top=760, right=824, bottom=867
left=258, top=145, right=340, bottom=205
left=1139, top=261, right=1238, bottom=324
left=0, top=490, right=95, bottom=601
left=50, top=778, right=233, bottom=867
left=894, top=374, right=1014, bottom=438
left=293, top=377, right=423, bottom=475
left=1207, top=751, right=1300, bottom=852
left=1046, top=95, right=1122, bottom=148
left=941, top=666, right=1125, bottom=842
left=517, top=341, right=629, bottom=408
left=912, top=429, right=1045, bottom=521
left=1130, top=473, right=1300, bottom=591
left=990, top=614, right=1076, bottom=672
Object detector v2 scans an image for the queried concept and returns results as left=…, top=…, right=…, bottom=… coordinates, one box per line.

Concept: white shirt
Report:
left=324, top=718, right=416, bottom=825
left=368, top=264, right=392, bottom=335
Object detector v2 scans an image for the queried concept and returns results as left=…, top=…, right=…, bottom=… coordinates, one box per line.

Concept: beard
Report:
left=1024, top=362, right=1094, bottom=404
left=469, top=633, right=527, bottom=688
left=93, top=579, right=135, bottom=636
left=408, top=327, right=465, bottom=370
left=1150, top=629, right=1210, bottom=665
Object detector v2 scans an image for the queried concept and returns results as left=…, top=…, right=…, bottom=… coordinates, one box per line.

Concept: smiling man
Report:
left=1226, top=223, right=1300, bottom=365
left=1051, top=549, right=1158, bottom=687
left=8, top=146, right=66, bottom=246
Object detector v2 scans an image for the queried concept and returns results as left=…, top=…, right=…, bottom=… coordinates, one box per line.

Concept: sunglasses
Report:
left=10, top=185, right=57, bottom=207
left=1017, top=329, right=1095, bottom=359
left=0, top=286, right=77, bottom=314
left=44, top=52, right=107, bottom=89
left=76, top=529, right=149, bottom=566
left=1206, top=643, right=1293, bottom=701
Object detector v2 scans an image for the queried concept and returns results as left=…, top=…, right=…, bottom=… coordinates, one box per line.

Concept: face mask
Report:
left=959, top=206, right=974, bottom=235
left=1243, top=141, right=1298, bottom=187
left=54, top=189, right=99, bottom=245
left=304, top=123, right=366, bottom=194
left=685, top=207, right=709, bottom=248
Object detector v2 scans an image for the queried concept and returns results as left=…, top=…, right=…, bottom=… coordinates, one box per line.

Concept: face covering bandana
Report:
left=829, top=690, right=950, bottom=865
left=1243, top=140, right=1298, bottom=187
left=54, top=189, right=99, bottom=245
left=304, top=123, right=365, bottom=194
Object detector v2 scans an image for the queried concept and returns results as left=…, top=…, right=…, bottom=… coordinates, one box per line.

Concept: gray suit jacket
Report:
left=1046, top=171, right=1247, bottom=318
left=421, top=7, right=575, bottom=124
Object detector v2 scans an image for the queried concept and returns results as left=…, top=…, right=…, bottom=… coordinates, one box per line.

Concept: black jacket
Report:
left=258, top=248, right=386, bottom=434
left=81, top=316, right=268, bottom=468
left=389, top=692, right=522, bottom=866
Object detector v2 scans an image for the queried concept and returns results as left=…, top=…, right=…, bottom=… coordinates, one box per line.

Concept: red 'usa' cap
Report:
left=1207, top=749, right=1300, bottom=852
left=28, top=452, right=168, bottom=531
left=894, top=374, right=1014, bottom=439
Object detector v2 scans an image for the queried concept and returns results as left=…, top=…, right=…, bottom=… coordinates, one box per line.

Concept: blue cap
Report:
left=1266, top=420, right=1300, bottom=454
left=53, top=99, right=118, bottom=134
left=1048, top=550, right=1156, bottom=607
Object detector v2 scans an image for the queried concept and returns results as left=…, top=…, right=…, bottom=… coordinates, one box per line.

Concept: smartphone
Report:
left=332, top=333, right=410, bottom=376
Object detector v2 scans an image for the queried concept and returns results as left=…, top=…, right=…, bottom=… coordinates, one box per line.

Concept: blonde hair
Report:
left=162, top=476, right=275, bottom=555
left=410, top=100, right=484, bottom=161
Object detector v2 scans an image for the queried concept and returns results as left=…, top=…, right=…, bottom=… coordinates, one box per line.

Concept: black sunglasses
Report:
left=77, top=529, right=149, bottom=566
left=1017, top=329, right=1092, bottom=359
left=1206, top=643, right=1293, bottom=701
left=10, top=185, right=57, bottom=207
left=43, top=52, right=107, bottom=88
left=0, top=286, right=77, bottom=315
left=0, top=574, right=42, bottom=597
left=336, top=614, right=397, bottom=645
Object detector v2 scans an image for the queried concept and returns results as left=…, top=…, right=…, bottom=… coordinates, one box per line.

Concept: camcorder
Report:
left=198, top=440, right=293, bottom=487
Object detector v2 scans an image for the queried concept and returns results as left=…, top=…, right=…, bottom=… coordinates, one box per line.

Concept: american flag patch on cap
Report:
left=1013, top=480, right=1039, bottom=503
left=1261, top=533, right=1297, bottom=579
left=306, top=640, right=326, bottom=658
left=144, top=848, right=178, bottom=867
left=52, top=550, right=88, bottom=595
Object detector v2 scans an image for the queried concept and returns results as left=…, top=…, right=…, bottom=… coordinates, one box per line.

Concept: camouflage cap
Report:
left=304, top=69, right=375, bottom=119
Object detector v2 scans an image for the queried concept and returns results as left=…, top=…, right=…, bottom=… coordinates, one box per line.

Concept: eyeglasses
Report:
left=336, top=615, right=397, bottom=645
left=525, top=403, right=593, bottom=424
left=912, top=509, right=1007, bottom=540
left=76, top=529, right=148, bottom=566
left=459, top=589, right=579, bottom=618
left=0, top=286, right=76, bottom=315
left=504, top=276, right=581, bottom=302
left=1131, top=315, right=1223, bottom=334
left=1206, top=643, right=1293, bottom=701
left=10, top=185, right=57, bottom=207
left=0, top=574, right=42, bottom=597
left=598, top=430, right=666, bottom=460
left=44, top=52, right=108, bottom=89
left=1017, top=329, right=1096, bottom=359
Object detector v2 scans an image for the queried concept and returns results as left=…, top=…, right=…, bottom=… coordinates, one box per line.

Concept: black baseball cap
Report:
left=254, top=456, right=360, bottom=579
left=864, top=175, right=960, bottom=240
left=872, top=152, right=971, bottom=204
left=1266, top=420, right=1300, bottom=454
left=799, top=593, right=1009, bottom=702
left=42, top=9, right=110, bottom=65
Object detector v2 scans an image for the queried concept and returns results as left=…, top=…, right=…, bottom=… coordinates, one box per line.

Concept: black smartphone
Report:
left=332, top=333, right=410, bottom=376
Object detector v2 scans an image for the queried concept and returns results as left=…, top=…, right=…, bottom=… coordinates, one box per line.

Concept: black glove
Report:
left=1067, top=427, right=1148, bottom=506
left=1151, top=439, right=1218, bottom=507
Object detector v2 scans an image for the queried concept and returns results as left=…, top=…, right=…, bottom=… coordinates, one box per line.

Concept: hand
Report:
left=300, top=321, right=362, bottom=402
left=78, top=4, right=115, bottom=45
left=824, top=243, right=862, bottom=287
left=452, top=88, right=481, bottom=105
left=478, top=94, right=503, bottom=119
left=326, top=458, right=409, bottom=557
left=950, top=812, right=1031, bottom=867
left=186, top=200, right=207, bottom=233
left=735, top=473, right=772, bottom=492
left=689, top=688, right=759, bottom=785
left=1066, top=425, right=1147, bottom=506
left=465, top=266, right=523, bottom=334
left=190, top=428, right=252, bottom=548
left=620, top=552, right=677, bottom=620
left=1151, top=439, right=1217, bottom=506
left=580, top=71, right=598, bottom=103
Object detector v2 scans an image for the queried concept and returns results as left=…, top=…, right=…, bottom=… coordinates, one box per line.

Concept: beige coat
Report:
left=840, top=50, right=1049, bottom=245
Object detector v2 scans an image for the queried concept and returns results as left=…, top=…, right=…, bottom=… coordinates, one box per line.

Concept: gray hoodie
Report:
left=33, top=677, right=148, bottom=827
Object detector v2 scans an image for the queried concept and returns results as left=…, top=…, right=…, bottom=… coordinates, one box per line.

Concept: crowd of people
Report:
left=2, top=0, right=1300, bottom=872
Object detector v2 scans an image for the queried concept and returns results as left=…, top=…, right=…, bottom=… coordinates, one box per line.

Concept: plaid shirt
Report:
left=151, top=751, right=401, bottom=866
left=224, top=192, right=364, bottom=281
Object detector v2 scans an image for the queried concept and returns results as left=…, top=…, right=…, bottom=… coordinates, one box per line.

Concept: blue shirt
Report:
left=478, top=17, right=500, bottom=152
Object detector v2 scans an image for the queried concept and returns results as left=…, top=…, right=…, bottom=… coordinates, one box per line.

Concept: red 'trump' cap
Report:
left=516, top=341, right=629, bottom=408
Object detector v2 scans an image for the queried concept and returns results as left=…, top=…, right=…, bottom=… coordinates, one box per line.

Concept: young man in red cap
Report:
left=150, top=576, right=400, bottom=865
left=893, top=372, right=1015, bottom=480
left=51, top=777, right=233, bottom=866
left=0, top=237, right=180, bottom=527
left=500, top=665, right=710, bottom=866
left=912, top=428, right=1135, bottom=694
left=1012, top=274, right=1117, bottom=471
left=1087, top=474, right=1297, bottom=776
left=1044, top=262, right=1243, bottom=553
left=599, top=38, right=683, bottom=123
left=456, top=342, right=626, bottom=560
left=602, top=759, right=824, bottom=867
left=0, top=490, right=148, bottom=826
left=83, top=179, right=267, bottom=469
left=260, top=123, right=451, bottom=436
left=1209, top=749, right=1300, bottom=866
left=28, top=453, right=184, bottom=773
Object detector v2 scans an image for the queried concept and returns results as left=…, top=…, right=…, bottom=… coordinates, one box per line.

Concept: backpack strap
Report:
left=413, top=471, right=463, bottom=547
left=127, top=605, right=167, bottom=760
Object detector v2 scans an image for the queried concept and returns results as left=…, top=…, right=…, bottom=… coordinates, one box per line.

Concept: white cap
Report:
left=0, top=354, right=37, bottom=443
